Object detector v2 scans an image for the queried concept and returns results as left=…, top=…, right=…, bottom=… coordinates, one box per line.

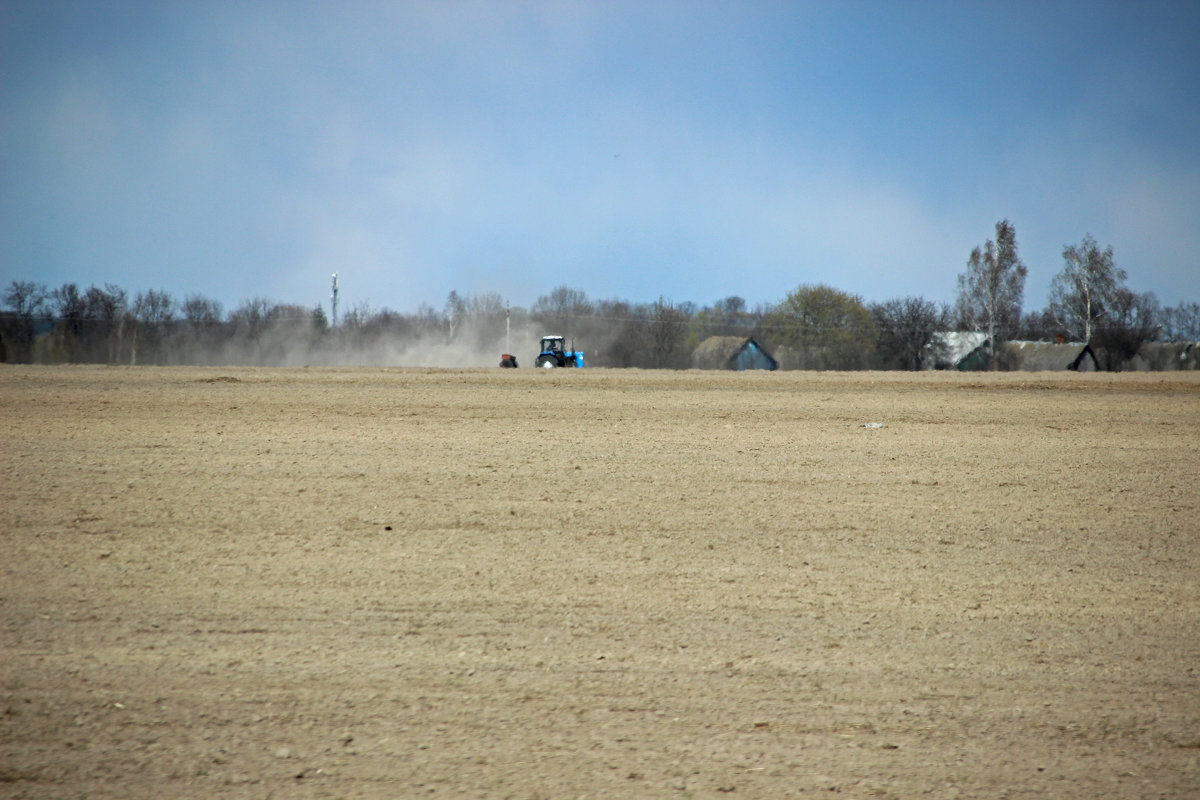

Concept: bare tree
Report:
left=691, top=296, right=755, bottom=340
left=1160, top=302, right=1200, bottom=341
left=956, top=219, right=1027, bottom=369
left=3, top=280, right=47, bottom=317
left=131, top=289, right=176, bottom=364
left=71, top=284, right=128, bottom=363
left=1092, top=289, right=1160, bottom=371
left=437, top=290, right=508, bottom=349
left=463, top=291, right=507, bottom=350
left=180, top=294, right=224, bottom=363
left=871, top=296, right=947, bottom=370
left=531, top=285, right=591, bottom=334
left=444, top=291, right=467, bottom=341
left=1049, top=235, right=1126, bottom=343
left=226, top=298, right=273, bottom=362
left=646, top=296, right=689, bottom=368
left=51, top=283, right=85, bottom=327
left=2, top=280, right=48, bottom=362
left=595, top=298, right=641, bottom=367
left=1015, top=307, right=1067, bottom=342
left=714, top=296, right=750, bottom=332
left=339, top=300, right=374, bottom=333
left=412, top=303, right=443, bottom=337
left=182, top=294, right=223, bottom=326
left=133, top=289, right=176, bottom=325
left=229, top=297, right=271, bottom=337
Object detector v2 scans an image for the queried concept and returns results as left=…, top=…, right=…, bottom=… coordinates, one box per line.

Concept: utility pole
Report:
left=330, top=273, right=339, bottom=327
left=506, top=300, right=510, bottom=355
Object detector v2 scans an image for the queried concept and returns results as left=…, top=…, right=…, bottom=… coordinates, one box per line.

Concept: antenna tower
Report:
left=330, top=273, right=339, bottom=327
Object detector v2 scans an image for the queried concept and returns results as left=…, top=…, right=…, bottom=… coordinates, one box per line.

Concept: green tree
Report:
left=956, top=219, right=1027, bottom=369
left=767, top=284, right=876, bottom=370
left=1049, top=234, right=1126, bottom=343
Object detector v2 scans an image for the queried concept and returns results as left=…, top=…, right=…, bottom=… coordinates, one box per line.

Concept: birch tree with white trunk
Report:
left=956, top=219, right=1027, bottom=369
left=1050, top=234, right=1126, bottom=343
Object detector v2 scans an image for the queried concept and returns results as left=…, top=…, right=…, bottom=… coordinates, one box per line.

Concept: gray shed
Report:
left=692, top=336, right=778, bottom=371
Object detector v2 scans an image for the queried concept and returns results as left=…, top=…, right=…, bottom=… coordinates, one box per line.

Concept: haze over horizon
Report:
left=3, top=1, right=1198, bottom=318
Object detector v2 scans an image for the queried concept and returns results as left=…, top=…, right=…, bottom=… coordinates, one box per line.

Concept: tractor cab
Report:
left=536, top=335, right=583, bottom=368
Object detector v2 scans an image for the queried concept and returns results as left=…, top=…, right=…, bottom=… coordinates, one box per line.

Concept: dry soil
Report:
left=2, top=365, right=1198, bottom=799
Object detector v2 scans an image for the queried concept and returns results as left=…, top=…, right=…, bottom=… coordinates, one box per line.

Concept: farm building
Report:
left=926, top=335, right=1200, bottom=372
left=925, top=332, right=989, bottom=370
left=692, top=336, right=778, bottom=371
left=1126, top=341, right=1200, bottom=370
left=1007, top=341, right=1200, bottom=371
left=926, top=333, right=1093, bottom=371
left=1074, top=341, right=1200, bottom=371
left=1007, top=341, right=1100, bottom=371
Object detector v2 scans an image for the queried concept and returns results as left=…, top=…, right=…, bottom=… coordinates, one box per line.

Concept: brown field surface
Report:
left=2, top=365, right=1198, bottom=799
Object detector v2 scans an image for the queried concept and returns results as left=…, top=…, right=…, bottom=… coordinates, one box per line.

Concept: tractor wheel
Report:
left=536, top=355, right=558, bottom=368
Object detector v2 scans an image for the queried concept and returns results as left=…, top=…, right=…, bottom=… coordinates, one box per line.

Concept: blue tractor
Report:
left=536, top=336, right=584, bottom=368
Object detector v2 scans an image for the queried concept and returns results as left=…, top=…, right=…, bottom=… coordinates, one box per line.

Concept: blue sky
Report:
left=3, top=1, right=1198, bottom=318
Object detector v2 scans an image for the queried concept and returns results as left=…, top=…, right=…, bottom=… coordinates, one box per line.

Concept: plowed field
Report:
left=2, top=366, right=1198, bottom=799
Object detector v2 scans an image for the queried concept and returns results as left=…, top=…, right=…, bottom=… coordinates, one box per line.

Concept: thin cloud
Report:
left=1, top=2, right=1196, bottom=316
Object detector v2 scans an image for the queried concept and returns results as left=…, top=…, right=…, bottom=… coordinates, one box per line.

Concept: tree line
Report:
left=3, top=223, right=1197, bottom=369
